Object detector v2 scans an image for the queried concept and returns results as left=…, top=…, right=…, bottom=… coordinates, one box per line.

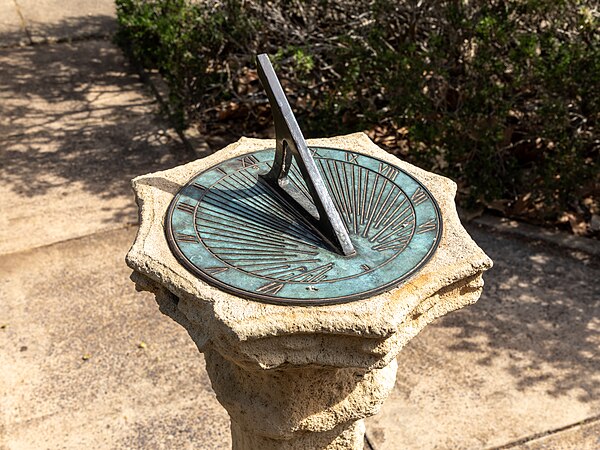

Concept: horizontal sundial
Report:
left=167, top=148, right=441, bottom=304
left=165, top=54, right=442, bottom=305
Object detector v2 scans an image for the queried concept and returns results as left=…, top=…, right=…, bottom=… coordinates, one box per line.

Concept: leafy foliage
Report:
left=116, top=0, right=599, bottom=234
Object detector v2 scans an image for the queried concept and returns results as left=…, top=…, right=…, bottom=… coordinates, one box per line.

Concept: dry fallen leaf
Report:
left=217, top=101, right=241, bottom=121
left=566, top=212, right=588, bottom=236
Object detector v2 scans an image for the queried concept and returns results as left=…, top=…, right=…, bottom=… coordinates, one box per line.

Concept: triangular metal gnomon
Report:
left=255, top=54, right=355, bottom=256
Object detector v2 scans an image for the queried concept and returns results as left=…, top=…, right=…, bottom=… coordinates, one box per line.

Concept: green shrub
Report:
left=116, top=0, right=254, bottom=127
left=116, top=0, right=599, bottom=231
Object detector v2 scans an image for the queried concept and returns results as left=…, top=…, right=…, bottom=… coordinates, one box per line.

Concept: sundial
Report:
left=166, top=54, right=442, bottom=305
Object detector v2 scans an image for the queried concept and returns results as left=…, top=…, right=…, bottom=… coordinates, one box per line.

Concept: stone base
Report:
left=231, top=420, right=366, bottom=450
left=126, top=133, right=493, bottom=450
left=203, top=346, right=397, bottom=449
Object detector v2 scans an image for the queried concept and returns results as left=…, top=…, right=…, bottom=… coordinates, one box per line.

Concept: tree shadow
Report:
left=437, top=224, right=600, bottom=403
left=0, top=12, right=117, bottom=47
left=25, top=14, right=117, bottom=43
left=0, top=17, right=189, bottom=226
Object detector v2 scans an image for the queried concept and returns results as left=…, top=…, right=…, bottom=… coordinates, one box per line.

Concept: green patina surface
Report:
left=166, top=147, right=442, bottom=305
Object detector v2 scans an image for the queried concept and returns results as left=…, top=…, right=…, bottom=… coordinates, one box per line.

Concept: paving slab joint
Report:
left=0, top=224, right=137, bottom=258
left=487, top=414, right=600, bottom=450
left=11, top=0, right=32, bottom=44
left=30, top=32, right=115, bottom=46
left=363, top=433, right=375, bottom=450
left=0, top=29, right=115, bottom=49
left=465, top=213, right=600, bottom=258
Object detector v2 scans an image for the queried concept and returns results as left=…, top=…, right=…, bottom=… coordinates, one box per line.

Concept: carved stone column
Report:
left=126, top=133, right=492, bottom=450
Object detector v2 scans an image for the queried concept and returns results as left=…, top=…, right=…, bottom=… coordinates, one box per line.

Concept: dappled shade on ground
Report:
left=368, top=225, right=600, bottom=449
left=0, top=38, right=187, bottom=254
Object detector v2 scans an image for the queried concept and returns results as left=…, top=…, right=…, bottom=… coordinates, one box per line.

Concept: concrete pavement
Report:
left=1, top=1, right=599, bottom=449
left=0, top=37, right=188, bottom=255
left=366, top=225, right=600, bottom=449
left=0, top=0, right=115, bottom=46
left=0, top=227, right=231, bottom=449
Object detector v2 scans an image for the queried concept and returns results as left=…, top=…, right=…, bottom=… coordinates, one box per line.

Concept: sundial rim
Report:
left=165, top=145, right=443, bottom=306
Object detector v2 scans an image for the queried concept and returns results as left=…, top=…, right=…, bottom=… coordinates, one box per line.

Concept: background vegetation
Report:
left=115, top=0, right=599, bottom=236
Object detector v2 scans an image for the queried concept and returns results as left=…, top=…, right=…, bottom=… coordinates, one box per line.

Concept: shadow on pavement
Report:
left=442, top=226, right=599, bottom=403
left=0, top=18, right=188, bottom=227
left=0, top=13, right=117, bottom=47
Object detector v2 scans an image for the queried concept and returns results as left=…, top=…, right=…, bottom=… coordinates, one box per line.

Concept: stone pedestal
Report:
left=126, top=133, right=492, bottom=450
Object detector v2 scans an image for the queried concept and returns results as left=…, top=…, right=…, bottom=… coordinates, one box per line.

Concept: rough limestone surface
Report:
left=126, top=132, right=492, bottom=449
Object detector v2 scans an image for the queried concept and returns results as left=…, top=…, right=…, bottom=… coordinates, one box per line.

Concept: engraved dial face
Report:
left=166, top=147, right=442, bottom=305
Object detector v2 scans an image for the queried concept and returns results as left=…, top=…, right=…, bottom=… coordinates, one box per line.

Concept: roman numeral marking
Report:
left=411, top=187, right=428, bottom=206
left=256, top=282, right=285, bottom=295
left=288, top=263, right=334, bottom=282
left=205, top=266, right=229, bottom=274
left=311, top=148, right=322, bottom=158
left=416, top=219, right=437, bottom=234
left=361, top=264, right=371, bottom=272
left=176, top=202, right=195, bottom=214
left=175, top=232, right=198, bottom=243
left=239, top=155, right=259, bottom=168
left=378, top=163, right=399, bottom=181
left=345, top=153, right=359, bottom=164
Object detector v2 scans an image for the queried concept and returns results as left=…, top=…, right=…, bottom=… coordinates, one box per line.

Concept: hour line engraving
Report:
left=256, top=282, right=285, bottom=295
left=177, top=202, right=196, bottom=214
left=378, top=162, right=399, bottom=181
left=350, top=163, right=359, bottom=233
left=205, top=266, right=229, bottom=274
left=345, top=153, right=358, bottom=164
left=322, top=159, right=350, bottom=219
left=411, top=187, right=428, bottom=206
left=416, top=219, right=437, bottom=234
left=362, top=174, right=387, bottom=238
left=239, top=155, right=260, bottom=168
left=369, top=205, right=413, bottom=243
left=359, top=170, right=370, bottom=224
left=175, top=232, right=198, bottom=243
left=215, top=167, right=227, bottom=176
